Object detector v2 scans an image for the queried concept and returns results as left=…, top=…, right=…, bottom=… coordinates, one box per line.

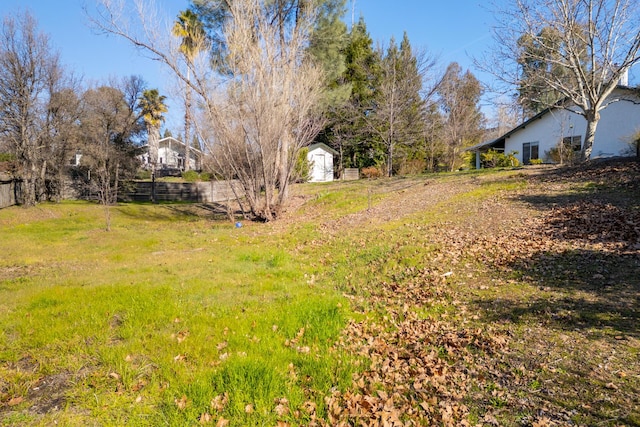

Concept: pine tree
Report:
left=372, top=33, right=425, bottom=176
left=324, top=17, right=382, bottom=171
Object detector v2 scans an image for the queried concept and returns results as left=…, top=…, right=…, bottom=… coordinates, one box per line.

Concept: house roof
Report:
left=308, top=142, right=339, bottom=156
left=158, top=137, right=203, bottom=154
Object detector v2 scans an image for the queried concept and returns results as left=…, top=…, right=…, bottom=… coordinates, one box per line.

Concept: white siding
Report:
left=504, top=91, right=640, bottom=163
left=307, top=146, right=335, bottom=182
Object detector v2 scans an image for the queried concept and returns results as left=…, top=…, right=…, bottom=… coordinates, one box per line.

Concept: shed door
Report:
left=313, top=153, right=326, bottom=181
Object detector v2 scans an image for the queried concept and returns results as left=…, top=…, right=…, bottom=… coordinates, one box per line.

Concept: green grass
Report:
left=0, top=201, right=354, bottom=426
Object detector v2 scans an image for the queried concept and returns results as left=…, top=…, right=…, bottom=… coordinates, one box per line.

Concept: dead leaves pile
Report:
left=543, top=201, right=640, bottom=250
left=325, top=266, right=509, bottom=426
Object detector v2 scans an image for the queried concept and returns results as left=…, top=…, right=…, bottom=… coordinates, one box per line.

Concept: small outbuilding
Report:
left=307, top=143, right=338, bottom=182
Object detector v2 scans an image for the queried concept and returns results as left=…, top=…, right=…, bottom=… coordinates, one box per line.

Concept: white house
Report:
left=470, top=86, right=640, bottom=167
left=307, top=143, right=338, bottom=182
left=141, top=137, right=203, bottom=171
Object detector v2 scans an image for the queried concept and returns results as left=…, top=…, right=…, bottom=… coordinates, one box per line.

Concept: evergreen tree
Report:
left=372, top=33, right=425, bottom=176
left=307, top=0, right=350, bottom=107
left=517, top=27, right=571, bottom=117
left=324, top=17, right=381, bottom=172
left=172, top=9, right=207, bottom=171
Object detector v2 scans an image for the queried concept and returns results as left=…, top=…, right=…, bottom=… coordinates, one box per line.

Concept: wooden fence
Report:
left=0, top=178, right=243, bottom=208
left=342, top=168, right=360, bottom=181
left=0, top=175, right=18, bottom=209
left=120, top=180, right=243, bottom=203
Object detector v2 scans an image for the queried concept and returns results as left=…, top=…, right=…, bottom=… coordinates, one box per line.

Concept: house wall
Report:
left=307, top=146, right=334, bottom=182
left=504, top=92, right=640, bottom=163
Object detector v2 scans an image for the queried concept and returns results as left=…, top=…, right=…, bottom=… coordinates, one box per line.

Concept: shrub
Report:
left=398, top=159, right=426, bottom=175
left=546, top=142, right=579, bottom=165
left=293, top=147, right=311, bottom=182
left=361, top=166, right=384, bottom=179
left=0, top=153, right=15, bottom=162
left=135, top=169, right=152, bottom=180
left=181, top=170, right=200, bottom=182
left=529, top=158, right=543, bottom=165
left=481, top=149, right=520, bottom=168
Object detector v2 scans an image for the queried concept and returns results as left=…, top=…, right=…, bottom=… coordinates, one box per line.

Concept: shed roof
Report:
left=308, top=142, right=338, bottom=156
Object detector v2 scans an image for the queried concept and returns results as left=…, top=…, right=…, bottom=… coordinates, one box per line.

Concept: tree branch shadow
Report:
left=477, top=248, right=639, bottom=338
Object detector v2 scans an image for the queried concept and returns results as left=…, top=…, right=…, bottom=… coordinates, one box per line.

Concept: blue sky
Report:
left=0, top=0, right=502, bottom=130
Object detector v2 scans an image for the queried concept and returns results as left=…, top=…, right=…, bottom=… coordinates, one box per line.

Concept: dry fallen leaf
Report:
left=199, top=412, right=212, bottom=424
left=175, top=395, right=188, bottom=410
left=211, top=393, right=228, bottom=412
left=8, top=396, right=24, bottom=406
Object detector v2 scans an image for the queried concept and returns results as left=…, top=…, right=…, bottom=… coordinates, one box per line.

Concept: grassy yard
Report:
left=1, top=160, right=639, bottom=426
left=0, top=201, right=357, bottom=426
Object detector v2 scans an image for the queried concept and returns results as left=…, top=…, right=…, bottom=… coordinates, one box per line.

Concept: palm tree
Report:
left=139, top=88, right=168, bottom=168
left=172, top=9, right=206, bottom=172
left=139, top=89, right=167, bottom=203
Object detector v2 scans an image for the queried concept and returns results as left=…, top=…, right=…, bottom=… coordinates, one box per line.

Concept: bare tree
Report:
left=44, top=86, right=83, bottom=202
left=89, top=0, right=326, bottom=221
left=79, top=78, right=145, bottom=230
left=486, top=0, right=640, bottom=161
left=370, top=35, right=428, bottom=177
left=437, top=63, right=484, bottom=172
left=0, top=12, right=63, bottom=206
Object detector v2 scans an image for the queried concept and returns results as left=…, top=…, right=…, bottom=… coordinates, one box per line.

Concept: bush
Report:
left=135, top=169, right=152, bottom=180
left=529, top=158, right=543, bottom=165
left=361, top=166, right=384, bottom=179
left=546, top=143, right=579, bottom=165
left=181, top=170, right=200, bottom=182
left=293, top=147, right=311, bottom=182
left=398, top=159, right=426, bottom=175
left=0, top=153, right=15, bottom=162
left=481, top=149, right=520, bottom=168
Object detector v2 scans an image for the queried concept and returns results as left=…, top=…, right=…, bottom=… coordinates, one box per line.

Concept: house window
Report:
left=563, top=136, right=582, bottom=152
left=522, top=142, right=539, bottom=164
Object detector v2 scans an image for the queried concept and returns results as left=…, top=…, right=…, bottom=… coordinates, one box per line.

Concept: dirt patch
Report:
left=27, top=373, right=69, bottom=414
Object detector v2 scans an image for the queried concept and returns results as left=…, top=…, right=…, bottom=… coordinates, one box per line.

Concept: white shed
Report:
left=307, top=143, right=338, bottom=182
left=470, top=86, right=640, bottom=166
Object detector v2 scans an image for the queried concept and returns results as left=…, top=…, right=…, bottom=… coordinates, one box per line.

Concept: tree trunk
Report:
left=23, top=161, right=37, bottom=207
left=184, top=69, right=191, bottom=172
left=581, top=111, right=600, bottom=162
left=114, top=160, right=119, bottom=204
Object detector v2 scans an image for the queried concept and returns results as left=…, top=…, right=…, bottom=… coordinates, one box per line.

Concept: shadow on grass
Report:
left=515, top=157, right=640, bottom=209
left=480, top=158, right=640, bottom=337
left=477, top=248, right=640, bottom=338
left=115, top=202, right=239, bottom=222
left=482, top=170, right=640, bottom=337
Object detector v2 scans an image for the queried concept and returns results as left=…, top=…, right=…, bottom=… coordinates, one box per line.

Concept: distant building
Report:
left=140, top=137, right=202, bottom=171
